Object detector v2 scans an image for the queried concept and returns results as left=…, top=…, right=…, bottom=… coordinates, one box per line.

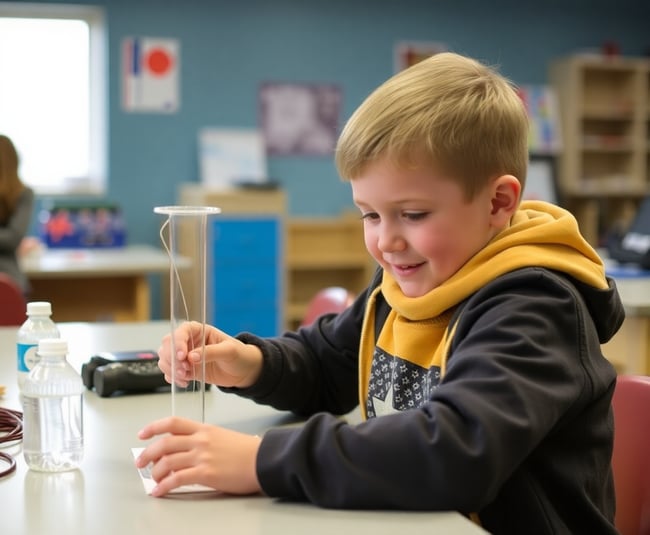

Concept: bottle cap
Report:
left=37, top=338, right=67, bottom=355
left=26, top=301, right=53, bottom=316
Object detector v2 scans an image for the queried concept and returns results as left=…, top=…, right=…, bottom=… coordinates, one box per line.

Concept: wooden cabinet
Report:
left=285, top=216, right=375, bottom=330
left=550, top=55, right=650, bottom=246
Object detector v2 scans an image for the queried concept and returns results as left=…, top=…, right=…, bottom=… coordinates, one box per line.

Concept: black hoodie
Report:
left=229, top=201, right=625, bottom=534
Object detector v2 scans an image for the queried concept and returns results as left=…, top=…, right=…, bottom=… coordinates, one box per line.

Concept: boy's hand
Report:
left=157, top=321, right=263, bottom=388
left=136, top=416, right=263, bottom=497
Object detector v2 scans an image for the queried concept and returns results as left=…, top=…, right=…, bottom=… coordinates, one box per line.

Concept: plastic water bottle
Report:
left=17, top=301, right=60, bottom=390
left=22, top=338, right=84, bottom=472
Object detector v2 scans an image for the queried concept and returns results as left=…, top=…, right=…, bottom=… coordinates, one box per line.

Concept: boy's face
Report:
left=352, top=159, right=502, bottom=297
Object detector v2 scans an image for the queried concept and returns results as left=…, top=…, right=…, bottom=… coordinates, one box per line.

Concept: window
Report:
left=0, top=3, right=106, bottom=194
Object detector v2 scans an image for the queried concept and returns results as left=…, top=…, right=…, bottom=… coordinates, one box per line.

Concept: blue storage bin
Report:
left=39, top=202, right=126, bottom=248
left=208, top=217, right=282, bottom=337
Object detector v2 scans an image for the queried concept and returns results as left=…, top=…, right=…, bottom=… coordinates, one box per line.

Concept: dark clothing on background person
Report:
left=0, top=186, right=33, bottom=294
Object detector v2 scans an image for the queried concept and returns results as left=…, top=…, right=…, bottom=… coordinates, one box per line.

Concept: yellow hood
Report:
left=382, top=200, right=607, bottom=321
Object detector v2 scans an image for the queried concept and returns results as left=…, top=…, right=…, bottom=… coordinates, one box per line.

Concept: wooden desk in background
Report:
left=20, top=245, right=180, bottom=322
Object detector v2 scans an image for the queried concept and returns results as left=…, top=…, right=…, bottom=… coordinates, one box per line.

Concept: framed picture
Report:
left=523, top=156, right=559, bottom=205
left=259, top=82, right=342, bottom=157
left=394, top=41, right=447, bottom=72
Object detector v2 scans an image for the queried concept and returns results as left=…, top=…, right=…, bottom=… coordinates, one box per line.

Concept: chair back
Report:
left=0, top=273, right=27, bottom=326
left=301, top=286, right=355, bottom=327
left=612, top=374, right=650, bottom=535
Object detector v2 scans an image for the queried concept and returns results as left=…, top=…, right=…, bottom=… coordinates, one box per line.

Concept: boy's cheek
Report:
left=365, top=241, right=384, bottom=265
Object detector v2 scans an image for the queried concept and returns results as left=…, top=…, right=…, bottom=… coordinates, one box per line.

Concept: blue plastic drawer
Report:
left=211, top=219, right=278, bottom=261
left=212, top=265, right=278, bottom=305
left=212, top=305, right=279, bottom=337
left=206, top=216, right=282, bottom=336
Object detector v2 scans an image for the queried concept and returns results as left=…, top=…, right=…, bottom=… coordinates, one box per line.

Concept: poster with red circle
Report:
left=122, top=37, right=179, bottom=113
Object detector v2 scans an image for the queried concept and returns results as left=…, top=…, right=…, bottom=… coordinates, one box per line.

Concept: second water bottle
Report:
left=22, top=338, right=84, bottom=472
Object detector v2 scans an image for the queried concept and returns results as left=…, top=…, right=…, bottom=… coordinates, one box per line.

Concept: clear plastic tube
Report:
left=154, top=206, right=220, bottom=423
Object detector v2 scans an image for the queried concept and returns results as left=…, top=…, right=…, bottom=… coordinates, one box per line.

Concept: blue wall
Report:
left=34, top=0, right=649, bottom=242
left=31, top=0, right=650, bottom=315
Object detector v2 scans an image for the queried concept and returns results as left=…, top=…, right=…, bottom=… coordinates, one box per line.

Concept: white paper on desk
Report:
left=131, top=448, right=216, bottom=494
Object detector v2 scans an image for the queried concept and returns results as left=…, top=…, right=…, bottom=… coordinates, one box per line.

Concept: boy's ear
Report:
left=490, top=175, right=521, bottom=225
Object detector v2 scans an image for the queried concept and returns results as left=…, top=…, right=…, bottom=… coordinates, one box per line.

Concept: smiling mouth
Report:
left=392, top=262, right=424, bottom=274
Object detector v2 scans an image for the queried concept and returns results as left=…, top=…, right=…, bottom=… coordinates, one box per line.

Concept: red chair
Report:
left=301, top=287, right=355, bottom=327
left=0, top=273, right=27, bottom=326
left=611, top=374, right=650, bottom=535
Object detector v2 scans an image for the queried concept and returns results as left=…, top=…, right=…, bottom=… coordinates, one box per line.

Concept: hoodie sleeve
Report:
left=223, top=278, right=378, bottom=416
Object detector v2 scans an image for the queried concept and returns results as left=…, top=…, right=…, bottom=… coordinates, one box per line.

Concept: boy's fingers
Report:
left=135, top=431, right=195, bottom=468
left=137, top=416, right=199, bottom=440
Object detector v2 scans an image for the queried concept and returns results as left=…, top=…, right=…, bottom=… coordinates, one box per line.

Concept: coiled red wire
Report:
left=0, top=407, right=23, bottom=478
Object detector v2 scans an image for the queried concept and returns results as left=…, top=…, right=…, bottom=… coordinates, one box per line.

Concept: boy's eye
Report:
left=403, top=211, right=428, bottom=221
left=361, top=212, right=380, bottom=221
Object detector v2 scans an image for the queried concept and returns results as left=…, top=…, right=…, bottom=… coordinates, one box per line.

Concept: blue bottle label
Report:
left=17, top=343, right=39, bottom=373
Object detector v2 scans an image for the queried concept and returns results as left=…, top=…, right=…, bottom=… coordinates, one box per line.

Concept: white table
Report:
left=20, top=245, right=183, bottom=322
left=0, top=322, right=485, bottom=535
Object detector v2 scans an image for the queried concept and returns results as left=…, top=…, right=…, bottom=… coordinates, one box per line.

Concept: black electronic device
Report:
left=607, top=196, right=650, bottom=269
left=82, top=350, right=158, bottom=389
left=82, top=350, right=208, bottom=397
left=93, top=360, right=168, bottom=397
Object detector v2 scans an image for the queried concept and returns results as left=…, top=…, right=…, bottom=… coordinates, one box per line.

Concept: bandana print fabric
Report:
left=366, top=347, right=442, bottom=418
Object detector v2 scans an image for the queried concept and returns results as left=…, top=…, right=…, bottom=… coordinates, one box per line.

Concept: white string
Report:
left=159, top=217, right=191, bottom=328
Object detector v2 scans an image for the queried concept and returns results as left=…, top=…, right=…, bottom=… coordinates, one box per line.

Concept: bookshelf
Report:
left=550, top=54, right=650, bottom=245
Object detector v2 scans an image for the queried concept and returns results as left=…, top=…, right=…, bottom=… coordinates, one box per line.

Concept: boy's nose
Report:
left=377, top=226, right=406, bottom=253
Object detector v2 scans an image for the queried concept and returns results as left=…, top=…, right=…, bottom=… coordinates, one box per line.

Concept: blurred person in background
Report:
left=0, top=134, right=34, bottom=295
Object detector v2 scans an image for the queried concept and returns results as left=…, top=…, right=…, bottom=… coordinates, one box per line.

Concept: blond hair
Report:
left=0, top=134, right=26, bottom=225
left=335, top=52, right=529, bottom=199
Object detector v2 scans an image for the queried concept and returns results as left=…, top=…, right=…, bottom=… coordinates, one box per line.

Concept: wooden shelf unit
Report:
left=550, top=55, right=650, bottom=245
left=285, top=216, right=375, bottom=330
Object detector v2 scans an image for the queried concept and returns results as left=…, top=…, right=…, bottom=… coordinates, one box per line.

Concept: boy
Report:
left=137, top=52, right=624, bottom=534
